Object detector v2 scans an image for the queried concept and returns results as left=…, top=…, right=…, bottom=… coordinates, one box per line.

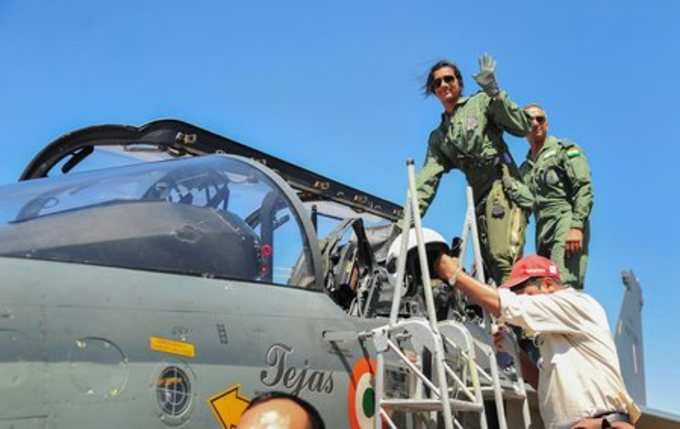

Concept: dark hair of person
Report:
left=423, top=60, right=464, bottom=97
left=243, top=391, right=325, bottom=429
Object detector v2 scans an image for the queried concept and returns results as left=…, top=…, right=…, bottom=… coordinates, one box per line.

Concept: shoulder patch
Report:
left=558, top=138, right=577, bottom=148
left=566, top=147, right=581, bottom=158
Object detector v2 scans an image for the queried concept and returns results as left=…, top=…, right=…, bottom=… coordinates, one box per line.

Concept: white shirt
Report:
left=498, top=287, right=640, bottom=429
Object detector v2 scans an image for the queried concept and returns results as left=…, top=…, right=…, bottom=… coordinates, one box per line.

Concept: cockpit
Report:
left=7, top=119, right=434, bottom=318
left=0, top=155, right=320, bottom=288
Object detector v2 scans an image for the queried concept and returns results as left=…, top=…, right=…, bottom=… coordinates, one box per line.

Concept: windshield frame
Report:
left=20, top=120, right=403, bottom=223
left=230, top=155, right=323, bottom=290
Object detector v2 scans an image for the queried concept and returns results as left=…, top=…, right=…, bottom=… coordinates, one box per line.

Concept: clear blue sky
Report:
left=1, top=1, right=678, bottom=412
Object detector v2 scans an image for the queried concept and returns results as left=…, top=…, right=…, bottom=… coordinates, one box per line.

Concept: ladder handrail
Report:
left=362, top=160, right=531, bottom=429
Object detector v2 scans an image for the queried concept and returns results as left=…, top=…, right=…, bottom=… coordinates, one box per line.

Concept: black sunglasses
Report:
left=432, top=75, right=456, bottom=90
left=530, top=115, right=546, bottom=124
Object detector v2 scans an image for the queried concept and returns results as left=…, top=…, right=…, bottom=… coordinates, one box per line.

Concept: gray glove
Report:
left=473, top=53, right=500, bottom=97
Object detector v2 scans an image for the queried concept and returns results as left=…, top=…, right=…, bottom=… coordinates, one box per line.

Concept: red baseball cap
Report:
left=500, top=255, right=560, bottom=289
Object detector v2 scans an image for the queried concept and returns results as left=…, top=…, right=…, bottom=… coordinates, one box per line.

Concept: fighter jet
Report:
left=1, top=119, right=676, bottom=428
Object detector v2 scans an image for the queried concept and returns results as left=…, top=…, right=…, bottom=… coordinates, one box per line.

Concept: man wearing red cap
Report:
left=435, top=253, right=639, bottom=429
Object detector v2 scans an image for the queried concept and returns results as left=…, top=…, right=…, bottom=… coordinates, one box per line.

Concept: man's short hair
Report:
left=523, top=102, right=546, bottom=113
left=243, top=391, right=325, bottom=429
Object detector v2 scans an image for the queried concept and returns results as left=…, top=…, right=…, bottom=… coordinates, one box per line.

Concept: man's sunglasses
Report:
left=432, top=75, right=456, bottom=90
left=529, top=115, right=546, bottom=124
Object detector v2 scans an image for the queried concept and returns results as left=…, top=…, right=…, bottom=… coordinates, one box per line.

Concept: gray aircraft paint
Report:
left=615, top=270, right=646, bottom=406
left=0, top=256, right=388, bottom=428
left=3, top=120, right=679, bottom=429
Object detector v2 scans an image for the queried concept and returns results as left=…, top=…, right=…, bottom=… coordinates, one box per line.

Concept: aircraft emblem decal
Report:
left=208, top=384, right=250, bottom=429
left=157, top=366, right=192, bottom=416
left=348, top=357, right=380, bottom=429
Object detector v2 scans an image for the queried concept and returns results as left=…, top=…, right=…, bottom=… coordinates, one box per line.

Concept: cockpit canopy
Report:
left=0, top=155, right=319, bottom=288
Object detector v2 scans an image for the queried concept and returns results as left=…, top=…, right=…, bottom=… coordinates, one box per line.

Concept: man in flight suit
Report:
left=415, top=54, right=532, bottom=285
left=503, top=104, right=593, bottom=289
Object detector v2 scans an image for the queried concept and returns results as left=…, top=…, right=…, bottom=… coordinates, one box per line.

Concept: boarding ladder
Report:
left=452, top=182, right=533, bottom=429
left=358, top=160, right=532, bottom=429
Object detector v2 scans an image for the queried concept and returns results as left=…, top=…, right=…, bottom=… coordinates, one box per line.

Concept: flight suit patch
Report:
left=544, top=169, right=560, bottom=186
left=566, top=148, right=581, bottom=158
left=465, top=116, right=479, bottom=131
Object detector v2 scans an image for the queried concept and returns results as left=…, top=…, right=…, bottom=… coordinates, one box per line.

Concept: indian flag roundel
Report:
left=348, top=358, right=379, bottom=429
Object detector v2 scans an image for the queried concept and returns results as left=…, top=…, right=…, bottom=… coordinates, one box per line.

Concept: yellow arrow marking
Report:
left=208, top=384, right=250, bottom=429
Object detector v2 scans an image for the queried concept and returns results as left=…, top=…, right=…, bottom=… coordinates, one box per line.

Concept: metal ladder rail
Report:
left=365, top=159, right=478, bottom=429
left=514, top=343, right=532, bottom=426
left=363, top=319, right=485, bottom=428
left=453, top=186, right=510, bottom=429
left=378, top=159, right=454, bottom=429
left=439, top=322, right=533, bottom=429
left=472, top=339, right=532, bottom=429
left=460, top=321, right=532, bottom=429
left=500, top=330, right=533, bottom=426
left=438, top=320, right=488, bottom=429
left=439, top=331, right=528, bottom=429
left=447, top=186, right=533, bottom=429
left=361, top=162, right=528, bottom=429
left=456, top=186, right=489, bottom=325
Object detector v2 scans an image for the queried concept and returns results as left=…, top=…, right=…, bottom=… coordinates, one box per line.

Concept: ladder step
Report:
left=480, top=388, right=526, bottom=400
left=381, top=398, right=484, bottom=412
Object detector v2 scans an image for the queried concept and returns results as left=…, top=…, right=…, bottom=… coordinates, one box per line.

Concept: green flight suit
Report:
left=505, top=136, right=594, bottom=289
left=415, top=91, right=532, bottom=285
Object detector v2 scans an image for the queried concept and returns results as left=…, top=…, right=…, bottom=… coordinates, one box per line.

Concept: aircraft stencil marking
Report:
left=149, top=336, right=196, bottom=358
left=171, top=326, right=190, bottom=341
left=208, top=384, right=250, bottom=429
left=216, top=323, right=228, bottom=345
left=260, top=343, right=334, bottom=395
